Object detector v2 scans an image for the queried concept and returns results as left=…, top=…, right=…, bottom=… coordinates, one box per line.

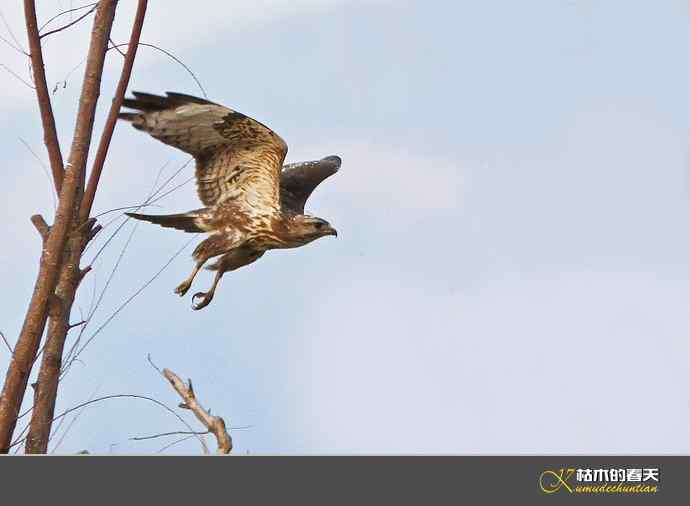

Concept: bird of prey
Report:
left=118, top=92, right=340, bottom=309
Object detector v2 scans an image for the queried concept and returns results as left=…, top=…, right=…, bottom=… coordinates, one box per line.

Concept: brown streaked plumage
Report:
left=119, top=92, right=340, bottom=309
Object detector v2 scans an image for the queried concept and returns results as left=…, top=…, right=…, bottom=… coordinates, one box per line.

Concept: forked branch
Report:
left=162, top=368, right=232, bottom=454
left=24, top=0, right=148, bottom=455
left=0, top=0, right=118, bottom=454
left=39, top=4, right=98, bottom=40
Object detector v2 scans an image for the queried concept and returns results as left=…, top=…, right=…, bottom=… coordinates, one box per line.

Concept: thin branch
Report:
left=49, top=383, right=101, bottom=453
left=87, top=269, right=98, bottom=327
left=18, top=137, right=58, bottom=211
left=15, top=405, right=33, bottom=423
left=91, top=203, right=162, bottom=220
left=109, top=37, right=126, bottom=58
left=147, top=176, right=195, bottom=206
left=60, top=154, right=183, bottom=384
left=38, top=2, right=97, bottom=33
left=84, top=215, right=130, bottom=265
left=0, top=8, right=27, bottom=54
left=84, top=174, right=195, bottom=260
left=23, top=0, right=65, bottom=192
left=111, top=42, right=208, bottom=98
left=89, top=159, right=191, bottom=248
left=52, top=39, right=208, bottom=108
left=47, top=410, right=68, bottom=448
left=95, top=221, right=140, bottom=318
left=83, top=159, right=176, bottom=255
left=61, top=159, right=178, bottom=374
left=156, top=434, right=198, bottom=454
left=39, top=4, right=97, bottom=40
left=12, top=155, right=189, bottom=449
left=0, top=34, right=28, bottom=56
left=62, top=160, right=172, bottom=372
left=162, top=368, right=232, bottom=454
left=147, top=353, right=162, bottom=374
left=12, top=394, right=208, bottom=453
left=0, top=332, right=11, bottom=355
left=130, top=429, right=209, bottom=441
left=0, top=63, right=34, bottom=88
left=61, top=235, right=197, bottom=377
left=66, top=220, right=143, bottom=367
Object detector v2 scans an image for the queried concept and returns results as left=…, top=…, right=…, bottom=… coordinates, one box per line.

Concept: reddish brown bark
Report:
left=22, top=0, right=64, bottom=193
left=0, top=0, right=118, bottom=453
left=81, top=0, right=148, bottom=221
left=24, top=227, right=93, bottom=454
left=25, top=0, right=149, bottom=454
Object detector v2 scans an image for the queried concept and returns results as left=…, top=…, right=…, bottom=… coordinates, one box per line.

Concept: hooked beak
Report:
left=326, top=226, right=338, bottom=237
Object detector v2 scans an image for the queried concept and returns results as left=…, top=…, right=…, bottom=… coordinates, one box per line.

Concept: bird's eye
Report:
left=314, top=221, right=324, bottom=229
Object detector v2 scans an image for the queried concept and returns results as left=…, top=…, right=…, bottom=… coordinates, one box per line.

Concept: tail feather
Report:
left=126, top=211, right=206, bottom=233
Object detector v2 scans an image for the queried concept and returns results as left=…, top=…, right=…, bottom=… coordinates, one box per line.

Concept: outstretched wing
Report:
left=119, top=92, right=288, bottom=212
left=280, top=156, right=341, bottom=214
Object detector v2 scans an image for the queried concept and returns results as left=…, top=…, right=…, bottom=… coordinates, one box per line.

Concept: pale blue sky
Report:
left=2, top=0, right=690, bottom=453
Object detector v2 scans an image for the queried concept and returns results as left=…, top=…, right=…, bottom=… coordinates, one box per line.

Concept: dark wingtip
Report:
left=322, top=155, right=342, bottom=169
left=165, top=91, right=215, bottom=105
left=125, top=212, right=148, bottom=220
left=120, top=91, right=214, bottom=113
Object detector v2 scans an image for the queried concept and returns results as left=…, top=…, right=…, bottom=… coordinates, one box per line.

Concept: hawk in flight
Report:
left=119, top=92, right=340, bottom=309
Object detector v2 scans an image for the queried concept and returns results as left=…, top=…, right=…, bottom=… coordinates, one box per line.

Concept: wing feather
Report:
left=119, top=92, right=287, bottom=211
left=280, top=156, right=341, bottom=214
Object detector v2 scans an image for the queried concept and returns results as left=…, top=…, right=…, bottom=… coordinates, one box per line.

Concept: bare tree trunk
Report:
left=24, top=232, right=89, bottom=453
left=0, top=0, right=118, bottom=453
left=25, top=0, right=148, bottom=454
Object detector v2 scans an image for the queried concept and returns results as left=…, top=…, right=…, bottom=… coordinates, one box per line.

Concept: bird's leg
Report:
left=191, top=269, right=225, bottom=310
left=174, top=260, right=205, bottom=296
left=180, top=234, right=237, bottom=298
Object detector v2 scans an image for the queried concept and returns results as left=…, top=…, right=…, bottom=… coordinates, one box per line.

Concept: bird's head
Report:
left=288, top=215, right=337, bottom=245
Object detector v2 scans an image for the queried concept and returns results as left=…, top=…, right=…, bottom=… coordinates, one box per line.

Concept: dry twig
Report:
left=39, top=4, right=97, bottom=40
left=0, top=332, right=11, bottom=355
left=162, top=368, right=232, bottom=454
left=10, top=393, right=207, bottom=453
